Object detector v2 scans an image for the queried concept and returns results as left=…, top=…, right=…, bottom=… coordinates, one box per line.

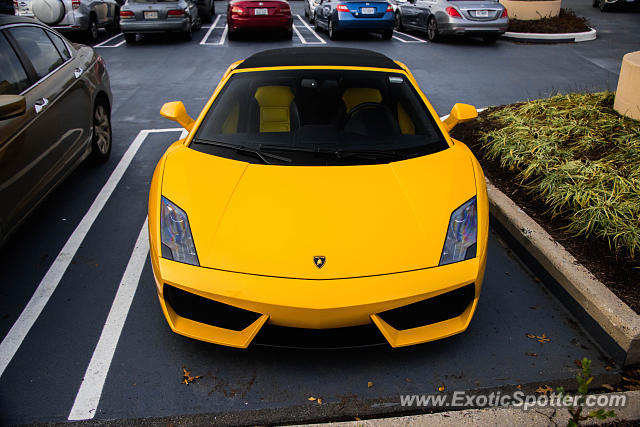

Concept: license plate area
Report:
left=475, top=10, right=489, bottom=17
left=361, top=7, right=375, bottom=14
left=254, top=8, right=268, bottom=15
left=144, top=11, right=158, bottom=19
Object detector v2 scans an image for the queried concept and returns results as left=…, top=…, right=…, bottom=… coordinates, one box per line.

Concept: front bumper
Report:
left=120, top=19, right=190, bottom=33
left=151, top=246, right=487, bottom=348
left=228, top=15, right=292, bottom=31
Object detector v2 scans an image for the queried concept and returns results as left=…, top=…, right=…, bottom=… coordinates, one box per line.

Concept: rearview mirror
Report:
left=0, top=95, right=26, bottom=120
left=442, top=103, right=477, bottom=132
left=160, top=101, right=195, bottom=131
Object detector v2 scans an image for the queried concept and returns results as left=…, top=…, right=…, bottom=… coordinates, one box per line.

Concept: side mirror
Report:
left=0, top=95, right=26, bottom=120
left=442, top=103, right=477, bottom=132
left=160, top=101, right=195, bottom=131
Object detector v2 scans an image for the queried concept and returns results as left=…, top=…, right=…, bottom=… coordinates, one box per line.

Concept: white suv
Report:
left=14, top=0, right=120, bottom=43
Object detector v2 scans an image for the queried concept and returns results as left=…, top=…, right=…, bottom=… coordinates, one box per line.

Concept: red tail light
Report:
left=386, top=4, right=393, bottom=12
left=231, top=6, right=245, bottom=15
left=446, top=7, right=462, bottom=18
left=120, top=10, right=134, bottom=18
left=276, top=6, right=291, bottom=15
left=168, top=9, right=185, bottom=17
left=72, top=0, right=80, bottom=9
left=501, top=8, right=508, bottom=17
left=336, top=4, right=349, bottom=12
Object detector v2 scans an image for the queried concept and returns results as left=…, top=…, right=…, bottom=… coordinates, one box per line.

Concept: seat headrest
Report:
left=341, top=88, right=382, bottom=113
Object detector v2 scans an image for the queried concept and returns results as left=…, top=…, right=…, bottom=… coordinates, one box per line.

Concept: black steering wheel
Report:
left=344, top=102, right=394, bottom=126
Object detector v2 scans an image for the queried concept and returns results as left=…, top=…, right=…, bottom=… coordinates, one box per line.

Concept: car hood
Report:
left=161, top=144, right=477, bottom=279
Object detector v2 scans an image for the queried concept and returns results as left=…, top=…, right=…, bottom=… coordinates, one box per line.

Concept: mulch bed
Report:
left=450, top=109, right=640, bottom=314
left=508, top=9, right=591, bottom=33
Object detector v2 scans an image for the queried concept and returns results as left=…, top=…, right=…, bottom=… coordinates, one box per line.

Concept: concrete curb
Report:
left=486, top=180, right=640, bottom=367
left=300, top=391, right=640, bottom=426
left=503, top=27, right=597, bottom=43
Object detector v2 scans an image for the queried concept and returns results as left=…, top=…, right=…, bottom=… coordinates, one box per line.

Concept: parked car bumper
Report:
left=120, top=19, right=190, bottom=33
left=438, top=17, right=507, bottom=36
left=335, top=12, right=394, bottom=31
left=228, top=15, right=292, bottom=31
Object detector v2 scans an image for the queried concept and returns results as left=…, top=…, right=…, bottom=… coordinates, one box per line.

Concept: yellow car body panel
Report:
left=148, top=57, right=489, bottom=348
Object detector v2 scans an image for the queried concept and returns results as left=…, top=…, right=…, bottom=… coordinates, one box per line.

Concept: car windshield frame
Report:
left=188, top=67, right=450, bottom=166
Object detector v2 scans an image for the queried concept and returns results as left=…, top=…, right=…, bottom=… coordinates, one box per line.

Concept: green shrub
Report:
left=480, top=92, right=640, bottom=259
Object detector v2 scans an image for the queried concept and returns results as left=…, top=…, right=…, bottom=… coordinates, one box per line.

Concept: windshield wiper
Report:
left=191, top=138, right=292, bottom=164
left=260, top=144, right=405, bottom=159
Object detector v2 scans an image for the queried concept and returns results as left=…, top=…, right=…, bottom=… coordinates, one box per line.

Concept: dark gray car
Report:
left=395, top=0, right=508, bottom=42
left=0, top=15, right=112, bottom=247
left=120, top=0, right=201, bottom=43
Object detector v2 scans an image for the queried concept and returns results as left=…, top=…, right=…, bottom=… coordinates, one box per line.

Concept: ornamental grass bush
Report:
left=479, top=92, right=640, bottom=259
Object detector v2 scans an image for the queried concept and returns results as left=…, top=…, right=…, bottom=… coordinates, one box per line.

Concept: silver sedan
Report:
left=119, top=0, right=200, bottom=43
left=395, top=0, right=508, bottom=42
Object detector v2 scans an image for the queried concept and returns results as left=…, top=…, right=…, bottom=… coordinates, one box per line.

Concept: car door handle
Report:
left=34, top=98, right=49, bottom=114
left=74, top=67, right=83, bottom=79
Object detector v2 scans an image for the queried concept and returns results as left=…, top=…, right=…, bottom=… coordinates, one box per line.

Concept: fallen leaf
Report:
left=517, top=384, right=522, bottom=389
left=355, top=417, right=361, bottom=421
left=317, top=398, right=323, bottom=405
left=526, top=333, right=550, bottom=344
left=525, top=352, right=538, bottom=357
left=367, top=381, right=374, bottom=388
left=602, top=384, right=614, bottom=391
left=536, top=385, right=553, bottom=396
left=437, top=384, right=445, bottom=392
left=574, top=359, right=583, bottom=368
left=308, top=397, right=317, bottom=401
left=182, top=367, right=202, bottom=385
left=405, top=378, right=413, bottom=383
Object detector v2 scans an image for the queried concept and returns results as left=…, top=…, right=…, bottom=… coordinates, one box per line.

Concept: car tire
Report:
left=86, top=15, right=99, bottom=44
left=124, top=32, right=136, bottom=43
left=314, top=16, right=320, bottom=31
left=599, top=0, right=609, bottom=11
left=228, top=28, right=237, bottom=40
left=381, top=29, right=392, bottom=40
left=426, top=16, right=440, bottom=42
left=328, top=19, right=339, bottom=40
left=310, top=10, right=315, bottom=24
left=394, top=11, right=403, bottom=31
left=201, top=1, right=214, bottom=23
left=285, top=27, right=293, bottom=40
left=89, top=100, right=111, bottom=163
left=483, top=35, right=499, bottom=43
left=304, top=6, right=309, bottom=17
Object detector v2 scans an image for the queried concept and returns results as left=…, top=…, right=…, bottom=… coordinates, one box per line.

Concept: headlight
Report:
left=161, top=196, right=199, bottom=266
left=439, top=196, right=477, bottom=266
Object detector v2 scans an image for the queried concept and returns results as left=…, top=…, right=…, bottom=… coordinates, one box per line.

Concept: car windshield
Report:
left=192, top=69, right=448, bottom=166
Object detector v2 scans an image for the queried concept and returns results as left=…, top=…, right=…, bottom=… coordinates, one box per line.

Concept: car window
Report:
left=8, top=26, right=65, bottom=80
left=193, top=69, right=449, bottom=166
left=0, top=33, right=30, bottom=95
left=47, top=31, right=71, bottom=61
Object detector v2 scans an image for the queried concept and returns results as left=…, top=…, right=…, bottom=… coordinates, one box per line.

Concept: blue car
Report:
left=313, top=0, right=394, bottom=40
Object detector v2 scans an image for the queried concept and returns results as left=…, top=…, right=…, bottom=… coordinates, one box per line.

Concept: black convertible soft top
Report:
left=236, top=47, right=404, bottom=70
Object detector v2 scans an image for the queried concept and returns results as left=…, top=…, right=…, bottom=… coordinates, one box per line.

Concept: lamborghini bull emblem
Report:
left=314, top=256, right=326, bottom=269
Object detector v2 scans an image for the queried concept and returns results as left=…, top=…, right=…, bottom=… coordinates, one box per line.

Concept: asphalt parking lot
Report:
left=1, top=0, right=639, bottom=425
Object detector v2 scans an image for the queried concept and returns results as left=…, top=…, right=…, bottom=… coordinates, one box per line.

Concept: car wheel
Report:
left=228, top=28, right=237, bottom=40
left=285, top=27, right=293, bottom=39
left=124, top=32, right=136, bottom=43
left=426, top=16, right=440, bottom=42
left=304, top=5, right=309, bottom=17
left=314, top=15, right=320, bottom=31
left=328, top=19, right=339, bottom=40
left=201, top=1, right=213, bottom=23
left=394, top=11, right=403, bottom=31
left=310, top=10, right=315, bottom=24
left=483, top=35, right=499, bottom=43
left=381, top=29, right=393, bottom=40
left=89, top=100, right=111, bottom=163
left=86, top=15, right=99, bottom=44
left=600, top=0, right=609, bottom=11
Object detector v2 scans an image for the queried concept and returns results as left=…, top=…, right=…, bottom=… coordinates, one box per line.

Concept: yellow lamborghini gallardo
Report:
left=149, top=47, right=488, bottom=349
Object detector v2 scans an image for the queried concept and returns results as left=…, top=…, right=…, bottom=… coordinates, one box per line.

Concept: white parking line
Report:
left=0, top=128, right=184, bottom=380
left=393, top=30, right=428, bottom=43
left=295, top=14, right=325, bottom=44
left=200, top=14, right=227, bottom=45
left=68, top=218, right=149, bottom=421
left=94, top=33, right=124, bottom=48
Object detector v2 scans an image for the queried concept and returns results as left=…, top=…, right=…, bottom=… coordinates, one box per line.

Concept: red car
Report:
left=227, top=0, right=293, bottom=40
